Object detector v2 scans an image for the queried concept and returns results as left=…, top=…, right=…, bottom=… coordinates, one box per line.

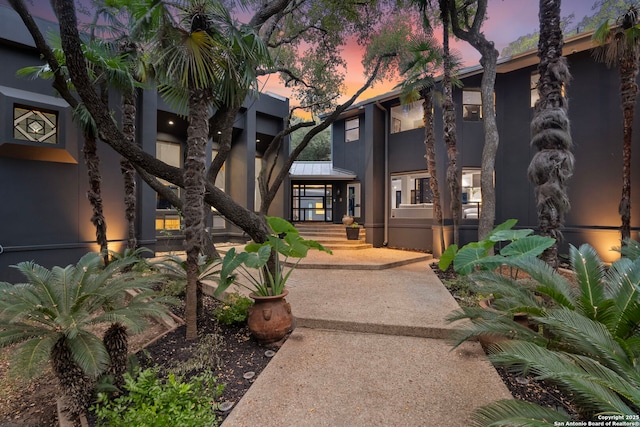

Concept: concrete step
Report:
left=294, top=223, right=369, bottom=250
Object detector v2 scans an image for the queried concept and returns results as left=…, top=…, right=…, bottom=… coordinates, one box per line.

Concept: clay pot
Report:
left=342, top=215, right=354, bottom=226
left=248, top=289, right=294, bottom=344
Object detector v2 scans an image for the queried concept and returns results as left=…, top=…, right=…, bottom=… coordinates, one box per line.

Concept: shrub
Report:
left=448, top=244, right=640, bottom=424
left=91, top=368, right=224, bottom=427
left=213, top=293, right=253, bottom=325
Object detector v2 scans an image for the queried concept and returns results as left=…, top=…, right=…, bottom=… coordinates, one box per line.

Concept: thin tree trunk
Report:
left=184, top=88, right=210, bottom=340
left=447, top=0, right=500, bottom=241
left=121, top=92, right=137, bottom=250
left=618, top=49, right=638, bottom=242
left=422, top=89, right=445, bottom=253
left=83, top=133, right=109, bottom=264
left=528, top=0, right=574, bottom=268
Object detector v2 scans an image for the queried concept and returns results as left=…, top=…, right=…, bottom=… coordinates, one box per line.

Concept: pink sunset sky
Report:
left=260, top=0, right=598, bottom=102
left=1, top=0, right=599, bottom=104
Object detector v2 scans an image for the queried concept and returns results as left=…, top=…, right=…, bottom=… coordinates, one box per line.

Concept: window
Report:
left=14, top=106, right=58, bottom=144
left=531, top=73, right=540, bottom=108
left=390, top=171, right=433, bottom=219
left=461, top=168, right=482, bottom=219
left=156, top=141, right=182, bottom=230
left=390, top=101, right=424, bottom=134
left=462, top=90, right=482, bottom=121
left=345, top=117, right=359, bottom=142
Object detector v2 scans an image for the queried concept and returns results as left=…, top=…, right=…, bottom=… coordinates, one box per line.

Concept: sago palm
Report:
left=0, top=252, right=173, bottom=415
left=448, top=244, right=640, bottom=424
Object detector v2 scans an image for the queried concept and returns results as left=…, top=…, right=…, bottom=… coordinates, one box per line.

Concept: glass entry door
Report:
left=292, top=184, right=333, bottom=222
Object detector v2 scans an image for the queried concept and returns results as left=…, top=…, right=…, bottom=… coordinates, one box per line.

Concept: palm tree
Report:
left=149, top=0, right=270, bottom=340
left=528, top=0, right=574, bottom=268
left=593, top=6, right=640, bottom=244
left=395, top=35, right=445, bottom=254
left=89, top=1, right=171, bottom=251
left=0, top=253, right=172, bottom=416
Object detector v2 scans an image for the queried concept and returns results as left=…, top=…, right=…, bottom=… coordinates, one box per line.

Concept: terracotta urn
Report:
left=342, top=215, right=354, bottom=226
left=247, top=289, right=294, bottom=344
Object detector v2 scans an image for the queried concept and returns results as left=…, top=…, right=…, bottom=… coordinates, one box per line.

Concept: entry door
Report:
left=347, top=183, right=361, bottom=218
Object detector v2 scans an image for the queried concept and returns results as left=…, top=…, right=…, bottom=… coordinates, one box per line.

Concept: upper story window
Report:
left=390, top=100, right=423, bottom=134
left=345, top=117, right=359, bottom=142
left=462, top=90, right=482, bottom=121
left=14, top=106, right=58, bottom=144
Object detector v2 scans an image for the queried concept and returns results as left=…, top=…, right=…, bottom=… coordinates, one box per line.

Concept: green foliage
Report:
left=289, top=121, right=331, bottom=161
left=616, top=237, right=640, bottom=260
left=91, top=368, right=224, bottom=427
left=153, top=253, right=223, bottom=286
left=449, top=244, right=640, bottom=424
left=216, top=216, right=332, bottom=297
left=0, top=252, right=173, bottom=379
left=439, top=219, right=555, bottom=275
left=213, top=293, right=253, bottom=325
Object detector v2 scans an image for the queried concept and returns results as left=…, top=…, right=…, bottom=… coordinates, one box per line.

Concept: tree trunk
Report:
left=440, top=0, right=461, bottom=246
left=528, top=0, right=574, bottom=268
left=447, top=0, right=500, bottom=241
left=184, top=88, right=210, bottom=340
left=103, top=322, right=128, bottom=390
left=422, top=88, right=445, bottom=253
left=618, top=48, right=638, bottom=243
left=51, top=337, right=93, bottom=417
left=121, top=92, right=137, bottom=251
left=83, top=132, right=109, bottom=264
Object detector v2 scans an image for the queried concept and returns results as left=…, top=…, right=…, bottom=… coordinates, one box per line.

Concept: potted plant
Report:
left=215, top=216, right=332, bottom=344
left=342, top=214, right=354, bottom=226
left=345, top=221, right=360, bottom=240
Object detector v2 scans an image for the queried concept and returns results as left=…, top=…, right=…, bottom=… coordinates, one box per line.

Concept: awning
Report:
left=289, top=161, right=356, bottom=181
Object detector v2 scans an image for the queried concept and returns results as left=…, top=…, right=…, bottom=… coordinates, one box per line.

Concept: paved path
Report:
left=220, top=248, right=512, bottom=427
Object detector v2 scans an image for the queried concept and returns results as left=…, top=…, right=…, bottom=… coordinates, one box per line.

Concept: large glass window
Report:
left=390, top=171, right=433, bottom=219
left=462, top=90, right=482, bottom=121
left=14, top=106, right=58, bottom=144
left=292, top=184, right=333, bottom=222
left=390, top=101, right=423, bottom=134
left=461, top=168, right=482, bottom=219
left=156, top=141, right=182, bottom=230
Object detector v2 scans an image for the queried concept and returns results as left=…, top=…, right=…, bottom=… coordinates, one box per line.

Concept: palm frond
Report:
left=490, top=341, right=638, bottom=414
left=539, top=308, right=635, bottom=377
left=505, top=256, right=575, bottom=309
left=11, top=334, right=60, bottom=379
left=606, top=257, right=640, bottom=340
left=471, top=399, right=571, bottom=427
left=68, top=331, right=110, bottom=378
left=570, top=245, right=607, bottom=319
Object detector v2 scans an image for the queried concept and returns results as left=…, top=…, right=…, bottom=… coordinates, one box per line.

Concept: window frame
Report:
left=345, top=117, right=360, bottom=142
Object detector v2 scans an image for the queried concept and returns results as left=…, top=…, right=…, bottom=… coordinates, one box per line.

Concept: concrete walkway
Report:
left=220, top=248, right=512, bottom=427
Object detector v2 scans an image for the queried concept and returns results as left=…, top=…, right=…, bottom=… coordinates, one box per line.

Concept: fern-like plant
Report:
left=448, top=244, right=640, bottom=424
left=0, top=252, right=174, bottom=416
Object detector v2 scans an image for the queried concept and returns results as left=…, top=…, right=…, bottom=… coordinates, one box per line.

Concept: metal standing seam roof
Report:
left=289, top=161, right=356, bottom=180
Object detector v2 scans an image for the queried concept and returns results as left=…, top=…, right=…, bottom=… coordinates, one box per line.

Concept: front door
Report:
left=292, top=184, right=333, bottom=222
left=347, top=183, right=361, bottom=218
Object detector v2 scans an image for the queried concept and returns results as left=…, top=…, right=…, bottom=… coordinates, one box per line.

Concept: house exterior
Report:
left=0, top=5, right=289, bottom=281
left=305, top=30, right=639, bottom=262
